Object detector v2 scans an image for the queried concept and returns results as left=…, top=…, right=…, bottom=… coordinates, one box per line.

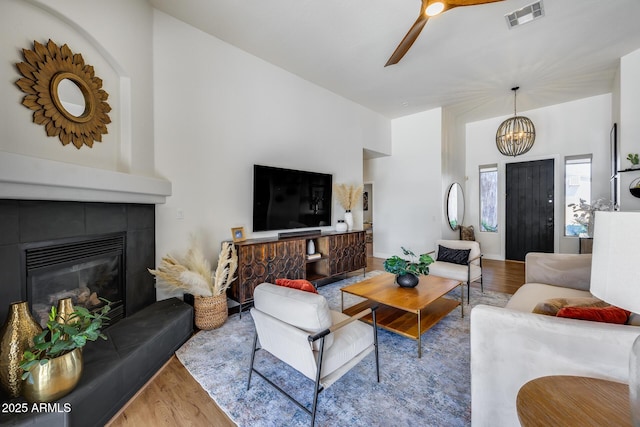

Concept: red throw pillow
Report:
left=275, top=278, right=317, bottom=294
left=556, top=305, right=630, bottom=324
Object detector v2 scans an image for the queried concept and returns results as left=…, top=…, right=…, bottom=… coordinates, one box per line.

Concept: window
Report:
left=565, top=155, right=592, bottom=236
left=479, top=165, right=498, bottom=232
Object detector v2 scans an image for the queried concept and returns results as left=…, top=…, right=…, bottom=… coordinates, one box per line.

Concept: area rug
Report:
left=175, top=272, right=510, bottom=427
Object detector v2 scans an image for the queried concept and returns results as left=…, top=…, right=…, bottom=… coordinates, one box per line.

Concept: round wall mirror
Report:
left=447, top=183, right=465, bottom=230
left=15, top=39, right=111, bottom=149
left=56, top=77, right=87, bottom=118
left=50, top=72, right=95, bottom=123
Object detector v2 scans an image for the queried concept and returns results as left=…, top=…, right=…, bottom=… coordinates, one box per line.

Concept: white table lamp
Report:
left=590, top=211, right=640, bottom=424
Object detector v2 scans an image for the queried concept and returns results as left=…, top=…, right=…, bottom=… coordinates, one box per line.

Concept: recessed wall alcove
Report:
left=0, top=199, right=156, bottom=325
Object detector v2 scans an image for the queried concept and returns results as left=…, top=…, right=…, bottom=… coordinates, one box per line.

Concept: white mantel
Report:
left=0, top=152, right=171, bottom=204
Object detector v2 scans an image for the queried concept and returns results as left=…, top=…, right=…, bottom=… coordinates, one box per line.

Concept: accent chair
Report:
left=247, top=282, right=379, bottom=426
left=428, top=239, right=483, bottom=304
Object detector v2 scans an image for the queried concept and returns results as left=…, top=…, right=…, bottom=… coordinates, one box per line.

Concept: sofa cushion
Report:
left=318, top=310, right=374, bottom=380
left=629, top=313, right=640, bottom=326
left=437, top=245, right=470, bottom=265
left=532, top=297, right=609, bottom=316
left=436, top=239, right=481, bottom=264
left=505, top=283, right=593, bottom=312
left=429, top=261, right=482, bottom=283
left=275, top=278, right=317, bottom=293
left=459, top=225, right=476, bottom=241
left=524, top=253, right=592, bottom=291
left=253, top=283, right=333, bottom=350
left=556, top=306, right=631, bottom=324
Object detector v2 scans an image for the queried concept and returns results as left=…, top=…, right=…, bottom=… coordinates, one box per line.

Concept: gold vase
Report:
left=0, top=301, right=42, bottom=398
left=22, top=348, right=83, bottom=403
left=56, top=297, right=77, bottom=325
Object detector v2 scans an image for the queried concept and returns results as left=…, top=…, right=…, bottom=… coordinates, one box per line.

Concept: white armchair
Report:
left=247, top=283, right=379, bottom=426
left=428, top=239, right=483, bottom=303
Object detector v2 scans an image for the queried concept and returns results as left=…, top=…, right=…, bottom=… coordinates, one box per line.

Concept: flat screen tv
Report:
left=253, top=165, right=332, bottom=232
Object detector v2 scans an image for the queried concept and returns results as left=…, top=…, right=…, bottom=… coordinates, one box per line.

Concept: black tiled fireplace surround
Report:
left=0, top=200, right=156, bottom=325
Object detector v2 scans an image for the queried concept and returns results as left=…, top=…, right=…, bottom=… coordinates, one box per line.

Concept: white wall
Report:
left=0, top=0, right=155, bottom=175
left=365, top=108, right=443, bottom=259
left=466, top=94, right=612, bottom=258
left=441, top=107, right=468, bottom=239
left=152, top=11, right=391, bottom=287
left=619, top=48, right=640, bottom=211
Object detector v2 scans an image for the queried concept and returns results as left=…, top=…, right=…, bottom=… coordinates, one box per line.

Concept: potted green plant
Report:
left=20, top=302, right=111, bottom=403
left=568, top=198, right=615, bottom=237
left=628, top=153, right=639, bottom=169
left=383, top=247, right=434, bottom=288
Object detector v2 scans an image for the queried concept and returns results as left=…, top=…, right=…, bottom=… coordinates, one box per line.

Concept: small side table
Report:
left=579, top=236, right=593, bottom=254
left=517, top=375, right=631, bottom=426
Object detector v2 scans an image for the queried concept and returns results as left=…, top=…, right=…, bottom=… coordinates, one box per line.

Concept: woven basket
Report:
left=194, top=294, right=228, bottom=330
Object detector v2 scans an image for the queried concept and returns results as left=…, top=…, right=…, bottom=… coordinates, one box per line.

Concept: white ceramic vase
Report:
left=344, top=211, right=354, bottom=231
left=307, top=239, right=315, bottom=255
left=336, top=220, right=348, bottom=232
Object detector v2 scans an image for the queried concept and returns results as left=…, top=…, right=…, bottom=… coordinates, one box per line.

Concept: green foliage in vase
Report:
left=481, top=221, right=498, bottom=232
left=20, top=302, right=112, bottom=383
left=383, top=247, right=434, bottom=277
left=568, top=198, right=614, bottom=228
left=627, top=153, right=639, bottom=166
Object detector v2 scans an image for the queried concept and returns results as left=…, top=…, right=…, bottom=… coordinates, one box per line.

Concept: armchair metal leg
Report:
left=310, top=336, right=326, bottom=427
left=247, top=331, right=259, bottom=390
left=480, top=257, right=484, bottom=293
left=373, top=309, right=380, bottom=383
left=467, top=266, right=472, bottom=305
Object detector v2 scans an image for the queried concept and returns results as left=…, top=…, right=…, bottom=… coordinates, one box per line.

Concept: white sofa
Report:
left=470, top=252, right=640, bottom=426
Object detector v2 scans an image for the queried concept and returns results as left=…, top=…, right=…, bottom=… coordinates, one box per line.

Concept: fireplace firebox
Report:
left=22, top=233, right=125, bottom=327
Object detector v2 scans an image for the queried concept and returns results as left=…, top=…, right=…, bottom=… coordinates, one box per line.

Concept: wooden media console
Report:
left=229, top=230, right=366, bottom=313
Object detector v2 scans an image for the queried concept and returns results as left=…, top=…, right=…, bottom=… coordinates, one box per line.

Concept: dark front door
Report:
left=505, top=159, right=554, bottom=261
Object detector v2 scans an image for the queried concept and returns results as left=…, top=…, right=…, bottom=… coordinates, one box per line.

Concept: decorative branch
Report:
left=212, top=242, right=238, bottom=296
left=148, top=237, right=238, bottom=297
left=334, top=183, right=363, bottom=211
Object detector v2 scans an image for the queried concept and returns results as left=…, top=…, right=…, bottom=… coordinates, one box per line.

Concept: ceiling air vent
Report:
left=505, top=0, right=545, bottom=29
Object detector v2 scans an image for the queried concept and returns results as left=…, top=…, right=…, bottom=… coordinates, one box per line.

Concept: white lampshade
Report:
left=590, top=211, right=640, bottom=313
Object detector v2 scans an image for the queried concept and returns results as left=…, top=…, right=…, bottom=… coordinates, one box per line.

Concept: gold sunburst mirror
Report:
left=15, top=39, right=112, bottom=149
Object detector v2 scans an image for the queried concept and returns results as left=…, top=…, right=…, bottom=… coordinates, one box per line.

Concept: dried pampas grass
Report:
left=148, top=238, right=238, bottom=297
left=334, top=183, right=363, bottom=211
left=213, top=242, right=238, bottom=296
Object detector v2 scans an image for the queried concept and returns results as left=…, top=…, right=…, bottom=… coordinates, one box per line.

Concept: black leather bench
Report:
left=0, top=297, right=193, bottom=426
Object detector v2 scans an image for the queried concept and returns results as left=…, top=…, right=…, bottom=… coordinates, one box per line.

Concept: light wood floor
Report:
left=106, top=257, right=524, bottom=427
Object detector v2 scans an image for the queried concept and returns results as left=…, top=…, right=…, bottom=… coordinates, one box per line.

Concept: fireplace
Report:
left=0, top=200, right=157, bottom=327
left=23, top=233, right=126, bottom=327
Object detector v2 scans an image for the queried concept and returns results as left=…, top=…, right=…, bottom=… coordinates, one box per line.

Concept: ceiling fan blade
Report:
left=385, top=14, right=429, bottom=67
left=384, top=0, right=504, bottom=67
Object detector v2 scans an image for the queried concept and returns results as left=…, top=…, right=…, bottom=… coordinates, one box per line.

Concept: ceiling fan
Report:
left=385, top=0, right=504, bottom=67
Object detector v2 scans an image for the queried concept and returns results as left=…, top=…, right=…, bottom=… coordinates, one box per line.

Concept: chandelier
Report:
left=496, top=86, right=536, bottom=157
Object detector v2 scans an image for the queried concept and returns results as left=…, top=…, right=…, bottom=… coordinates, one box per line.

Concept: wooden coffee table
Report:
left=340, top=272, right=462, bottom=357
